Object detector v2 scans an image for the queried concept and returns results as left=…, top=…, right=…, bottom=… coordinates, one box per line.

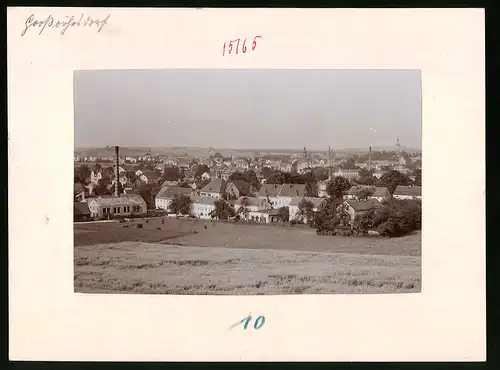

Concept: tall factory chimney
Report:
left=328, top=146, right=332, bottom=180
left=115, top=146, right=120, bottom=197
left=368, top=146, right=372, bottom=171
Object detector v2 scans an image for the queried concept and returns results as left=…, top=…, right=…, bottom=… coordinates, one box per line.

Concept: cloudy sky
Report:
left=74, top=69, right=421, bottom=150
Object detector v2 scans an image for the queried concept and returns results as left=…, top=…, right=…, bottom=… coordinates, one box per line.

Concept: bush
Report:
left=137, top=224, right=143, bottom=229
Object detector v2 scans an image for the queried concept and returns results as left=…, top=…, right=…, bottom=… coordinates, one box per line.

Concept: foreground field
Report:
left=74, top=243, right=421, bottom=294
left=75, top=218, right=421, bottom=257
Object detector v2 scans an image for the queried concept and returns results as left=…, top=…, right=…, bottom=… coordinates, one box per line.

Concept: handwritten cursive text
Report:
left=21, top=13, right=111, bottom=36
left=222, top=36, right=262, bottom=56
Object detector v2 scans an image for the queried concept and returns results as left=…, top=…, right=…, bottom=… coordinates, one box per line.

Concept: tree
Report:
left=197, top=178, right=210, bottom=189
left=313, top=198, right=349, bottom=232
left=75, top=164, right=91, bottom=183
left=229, top=170, right=260, bottom=190
left=194, top=164, right=210, bottom=179
left=352, top=208, right=375, bottom=235
left=356, top=176, right=375, bottom=186
left=378, top=170, right=412, bottom=195
left=278, top=206, right=289, bottom=222
left=369, top=198, right=421, bottom=237
left=260, top=166, right=273, bottom=179
left=237, top=197, right=251, bottom=220
left=326, top=176, right=351, bottom=199
left=305, top=182, right=318, bottom=197
left=412, top=169, right=422, bottom=186
left=169, top=194, right=192, bottom=215
left=163, top=166, right=180, bottom=181
left=358, top=168, right=373, bottom=178
left=178, top=181, right=191, bottom=188
left=210, top=199, right=235, bottom=220
left=313, top=167, right=330, bottom=182
left=94, top=178, right=112, bottom=196
left=126, top=170, right=137, bottom=182
left=139, top=186, right=153, bottom=209
left=341, top=157, right=356, bottom=169
left=297, top=199, right=315, bottom=223
left=213, top=152, right=223, bottom=159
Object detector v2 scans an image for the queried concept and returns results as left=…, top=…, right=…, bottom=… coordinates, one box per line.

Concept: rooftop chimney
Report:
left=115, top=146, right=120, bottom=197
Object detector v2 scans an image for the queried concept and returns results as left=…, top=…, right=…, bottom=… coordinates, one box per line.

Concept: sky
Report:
left=74, top=69, right=422, bottom=150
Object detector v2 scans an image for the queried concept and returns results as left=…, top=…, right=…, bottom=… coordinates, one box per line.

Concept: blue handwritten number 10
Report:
left=232, top=315, right=265, bottom=330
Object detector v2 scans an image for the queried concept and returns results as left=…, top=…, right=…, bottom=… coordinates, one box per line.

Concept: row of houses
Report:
left=152, top=180, right=421, bottom=223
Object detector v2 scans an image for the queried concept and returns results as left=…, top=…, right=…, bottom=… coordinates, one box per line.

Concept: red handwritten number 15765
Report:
left=222, top=36, right=262, bottom=56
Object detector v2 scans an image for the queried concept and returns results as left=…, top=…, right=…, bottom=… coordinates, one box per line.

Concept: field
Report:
left=74, top=218, right=421, bottom=295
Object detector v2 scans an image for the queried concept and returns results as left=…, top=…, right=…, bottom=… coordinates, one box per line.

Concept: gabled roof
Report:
left=258, top=183, right=282, bottom=197
left=194, top=196, right=218, bottom=206
left=345, top=199, right=381, bottom=212
left=201, top=178, right=227, bottom=194
left=394, top=185, right=422, bottom=197
left=92, top=194, right=146, bottom=207
left=156, top=186, right=193, bottom=199
left=142, top=171, right=161, bottom=179
left=161, top=180, right=179, bottom=187
left=278, top=184, right=307, bottom=197
left=289, top=197, right=325, bottom=208
left=347, top=186, right=391, bottom=198
left=232, top=197, right=267, bottom=207
left=74, top=202, right=90, bottom=216
left=227, top=180, right=252, bottom=196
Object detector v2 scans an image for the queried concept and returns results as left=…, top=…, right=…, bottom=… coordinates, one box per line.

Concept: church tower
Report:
left=396, top=138, right=401, bottom=154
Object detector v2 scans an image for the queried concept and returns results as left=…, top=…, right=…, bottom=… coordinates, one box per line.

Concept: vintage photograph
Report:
left=74, top=69, right=422, bottom=295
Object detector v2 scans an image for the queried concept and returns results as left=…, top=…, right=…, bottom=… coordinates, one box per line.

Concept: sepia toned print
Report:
left=73, top=69, right=422, bottom=295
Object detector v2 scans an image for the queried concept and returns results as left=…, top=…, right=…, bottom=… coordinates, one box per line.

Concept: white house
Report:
left=232, top=197, right=271, bottom=220
left=257, top=183, right=307, bottom=208
left=317, top=180, right=330, bottom=198
left=333, top=169, right=359, bottom=180
left=191, top=196, right=218, bottom=219
left=90, top=170, right=103, bottom=184
left=87, top=194, right=147, bottom=219
left=155, top=186, right=194, bottom=211
left=200, top=178, right=228, bottom=198
left=289, top=197, right=325, bottom=223
left=139, top=171, right=161, bottom=185
left=393, top=185, right=422, bottom=200
left=343, top=199, right=382, bottom=224
left=201, top=172, right=212, bottom=181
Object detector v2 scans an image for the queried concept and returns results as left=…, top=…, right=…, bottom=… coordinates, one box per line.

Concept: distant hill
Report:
left=74, top=145, right=421, bottom=157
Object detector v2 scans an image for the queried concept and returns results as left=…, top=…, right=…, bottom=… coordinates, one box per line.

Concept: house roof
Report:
left=232, top=197, right=267, bottom=207
left=394, top=185, right=422, bottom=197
left=201, top=178, right=227, bottom=194
left=142, top=171, right=161, bottom=179
left=161, top=180, right=179, bottom=187
left=194, top=196, right=218, bottom=206
left=277, top=184, right=307, bottom=197
left=258, top=184, right=282, bottom=197
left=347, top=186, right=391, bottom=198
left=156, top=186, right=193, bottom=199
left=228, top=180, right=252, bottom=196
left=92, top=194, right=146, bottom=207
left=289, top=197, right=325, bottom=208
left=345, top=199, right=381, bottom=212
left=74, top=202, right=90, bottom=216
